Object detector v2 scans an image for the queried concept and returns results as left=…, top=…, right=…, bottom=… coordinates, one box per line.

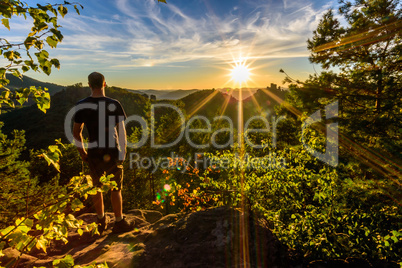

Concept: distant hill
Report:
left=180, top=89, right=239, bottom=120
left=180, top=87, right=287, bottom=124
left=130, top=89, right=199, bottom=100
left=218, top=88, right=258, bottom=100
left=5, top=74, right=65, bottom=95
left=158, top=89, right=199, bottom=100
left=243, top=86, right=287, bottom=119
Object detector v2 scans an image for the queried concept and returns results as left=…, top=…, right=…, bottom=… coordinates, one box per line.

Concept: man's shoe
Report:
left=112, top=216, right=135, bottom=234
left=97, top=215, right=109, bottom=235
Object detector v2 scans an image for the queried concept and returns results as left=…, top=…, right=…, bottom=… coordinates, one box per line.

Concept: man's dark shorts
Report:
left=87, top=148, right=123, bottom=191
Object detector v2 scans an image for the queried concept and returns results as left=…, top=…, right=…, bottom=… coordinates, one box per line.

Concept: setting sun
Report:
left=231, top=61, right=250, bottom=85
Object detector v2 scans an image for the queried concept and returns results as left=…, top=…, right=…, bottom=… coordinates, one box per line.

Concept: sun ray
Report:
left=314, top=20, right=402, bottom=53
left=186, top=90, right=220, bottom=118
left=245, top=88, right=263, bottom=114
left=218, top=88, right=234, bottom=117
left=152, top=90, right=221, bottom=146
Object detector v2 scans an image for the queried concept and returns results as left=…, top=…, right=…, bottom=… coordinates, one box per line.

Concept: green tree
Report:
left=279, top=0, right=401, bottom=174
left=306, top=0, right=401, bottom=145
left=271, top=0, right=402, bottom=262
left=0, top=124, right=34, bottom=229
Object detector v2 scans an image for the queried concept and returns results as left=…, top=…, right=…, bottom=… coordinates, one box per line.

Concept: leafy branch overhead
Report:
left=0, top=1, right=83, bottom=112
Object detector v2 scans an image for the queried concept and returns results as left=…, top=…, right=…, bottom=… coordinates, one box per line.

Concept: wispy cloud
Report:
left=106, top=0, right=330, bottom=68
left=3, top=0, right=332, bottom=73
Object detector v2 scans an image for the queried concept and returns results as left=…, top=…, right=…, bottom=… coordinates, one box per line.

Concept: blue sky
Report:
left=3, top=0, right=337, bottom=89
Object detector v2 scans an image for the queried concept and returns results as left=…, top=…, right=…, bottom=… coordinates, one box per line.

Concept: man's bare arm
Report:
left=73, top=122, right=88, bottom=162
left=117, top=120, right=127, bottom=162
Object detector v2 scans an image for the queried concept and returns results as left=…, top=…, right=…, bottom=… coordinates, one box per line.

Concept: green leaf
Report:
left=17, top=224, right=30, bottom=234
left=11, top=68, right=22, bottom=78
left=24, top=36, right=36, bottom=49
left=41, top=61, right=52, bottom=75
left=58, top=5, right=68, bottom=18
left=35, top=50, right=49, bottom=60
left=4, top=51, right=14, bottom=60
left=392, top=230, right=401, bottom=237
left=0, top=226, right=14, bottom=237
left=7, top=231, right=29, bottom=251
left=25, top=218, right=34, bottom=229
left=36, top=236, right=47, bottom=253
left=1, top=90, right=10, bottom=100
left=71, top=198, right=84, bottom=211
left=22, top=65, right=30, bottom=72
left=77, top=228, right=83, bottom=236
left=48, top=145, right=61, bottom=154
left=0, top=68, right=6, bottom=79
left=1, top=18, right=10, bottom=30
left=40, top=151, right=60, bottom=172
left=51, top=58, right=60, bottom=69
left=87, top=188, right=98, bottom=195
left=37, top=22, right=48, bottom=32
left=50, top=29, right=63, bottom=41
left=46, top=36, right=58, bottom=48
left=35, top=91, right=51, bottom=113
left=53, top=254, right=74, bottom=267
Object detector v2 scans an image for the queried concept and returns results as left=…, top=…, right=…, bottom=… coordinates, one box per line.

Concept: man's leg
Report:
left=109, top=163, right=124, bottom=220
left=109, top=164, right=135, bottom=233
left=88, top=154, right=109, bottom=234
left=111, top=190, right=123, bottom=220
left=92, top=191, right=104, bottom=218
left=92, top=191, right=108, bottom=234
left=88, top=157, right=105, bottom=219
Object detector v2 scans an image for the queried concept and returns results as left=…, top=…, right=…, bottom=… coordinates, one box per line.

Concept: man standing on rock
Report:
left=73, top=72, right=135, bottom=234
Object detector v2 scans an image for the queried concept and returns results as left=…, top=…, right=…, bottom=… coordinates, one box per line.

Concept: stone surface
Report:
left=1, top=207, right=290, bottom=267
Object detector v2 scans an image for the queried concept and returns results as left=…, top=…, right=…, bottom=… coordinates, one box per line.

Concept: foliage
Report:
left=0, top=0, right=83, bottom=76
left=305, top=0, right=401, bottom=152
left=153, top=143, right=401, bottom=262
left=0, top=123, right=39, bottom=229
left=49, top=254, right=108, bottom=268
left=0, top=0, right=83, bottom=113
left=263, top=0, right=402, bottom=262
left=0, top=2, right=107, bottom=266
left=0, top=141, right=116, bottom=267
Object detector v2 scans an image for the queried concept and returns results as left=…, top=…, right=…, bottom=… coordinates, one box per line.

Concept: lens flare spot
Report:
left=103, top=154, right=111, bottom=162
left=164, top=184, right=171, bottom=192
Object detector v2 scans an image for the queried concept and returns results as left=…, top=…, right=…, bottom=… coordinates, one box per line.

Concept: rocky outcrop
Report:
left=1, top=207, right=290, bottom=268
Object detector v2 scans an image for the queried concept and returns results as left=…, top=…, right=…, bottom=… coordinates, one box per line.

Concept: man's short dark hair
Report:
left=88, top=72, right=105, bottom=89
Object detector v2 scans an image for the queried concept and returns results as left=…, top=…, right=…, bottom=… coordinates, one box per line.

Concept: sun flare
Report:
left=231, top=62, right=250, bottom=85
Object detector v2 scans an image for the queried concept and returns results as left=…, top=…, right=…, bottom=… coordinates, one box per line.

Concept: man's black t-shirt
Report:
left=74, top=97, right=126, bottom=158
